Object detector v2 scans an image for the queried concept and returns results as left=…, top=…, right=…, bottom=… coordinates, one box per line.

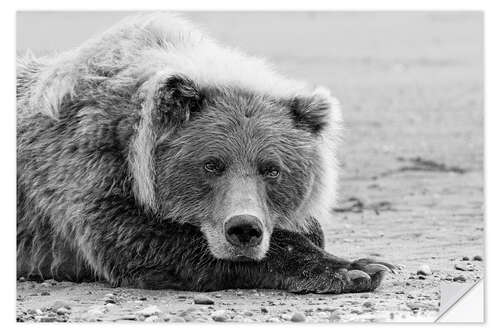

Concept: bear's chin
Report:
left=205, top=240, right=269, bottom=262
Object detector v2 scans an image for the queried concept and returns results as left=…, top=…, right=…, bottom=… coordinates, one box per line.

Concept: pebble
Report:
left=290, top=312, right=306, bottom=322
left=261, top=307, right=269, bottom=313
left=193, top=295, right=214, bottom=305
left=236, top=290, right=244, bottom=296
left=266, top=317, right=281, bottom=323
left=453, top=275, right=466, bottom=282
left=455, top=263, right=474, bottom=271
left=56, top=307, right=71, bottom=315
left=168, top=316, right=186, bottom=323
left=417, top=264, right=432, bottom=276
left=40, top=291, right=50, bottom=296
left=136, top=305, right=162, bottom=317
left=211, top=310, right=229, bottom=322
left=362, top=301, right=374, bottom=308
left=18, top=277, right=26, bottom=282
left=473, top=255, right=483, bottom=261
left=462, top=256, right=470, bottom=261
left=144, top=315, right=161, bottom=322
left=51, top=300, right=71, bottom=310
left=243, top=311, right=253, bottom=316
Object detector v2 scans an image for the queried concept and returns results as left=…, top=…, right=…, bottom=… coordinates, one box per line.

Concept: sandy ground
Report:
left=16, top=12, right=483, bottom=323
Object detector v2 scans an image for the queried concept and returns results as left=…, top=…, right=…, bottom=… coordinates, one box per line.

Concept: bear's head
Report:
left=132, top=74, right=342, bottom=260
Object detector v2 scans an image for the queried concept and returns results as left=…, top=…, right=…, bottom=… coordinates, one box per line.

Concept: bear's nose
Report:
left=225, top=215, right=263, bottom=247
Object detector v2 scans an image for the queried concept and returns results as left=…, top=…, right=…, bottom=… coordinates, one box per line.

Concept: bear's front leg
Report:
left=115, top=222, right=392, bottom=294
left=261, top=229, right=394, bottom=294
left=80, top=203, right=392, bottom=293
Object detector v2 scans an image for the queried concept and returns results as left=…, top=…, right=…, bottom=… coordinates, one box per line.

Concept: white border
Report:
left=3, top=1, right=497, bottom=332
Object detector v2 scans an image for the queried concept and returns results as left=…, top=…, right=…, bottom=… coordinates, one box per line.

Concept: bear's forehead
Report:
left=200, top=88, right=294, bottom=128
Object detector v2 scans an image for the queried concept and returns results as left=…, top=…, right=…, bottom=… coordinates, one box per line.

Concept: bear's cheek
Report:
left=266, top=173, right=310, bottom=215
left=157, top=164, right=215, bottom=218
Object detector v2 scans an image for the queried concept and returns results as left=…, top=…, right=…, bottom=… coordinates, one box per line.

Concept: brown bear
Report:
left=17, top=13, right=393, bottom=292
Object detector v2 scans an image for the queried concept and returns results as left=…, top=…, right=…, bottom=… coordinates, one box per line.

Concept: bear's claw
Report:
left=347, top=269, right=371, bottom=281
left=343, top=258, right=395, bottom=293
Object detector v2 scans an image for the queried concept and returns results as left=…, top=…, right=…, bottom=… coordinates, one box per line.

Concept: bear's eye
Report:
left=261, top=164, right=281, bottom=179
left=204, top=159, right=225, bottom=174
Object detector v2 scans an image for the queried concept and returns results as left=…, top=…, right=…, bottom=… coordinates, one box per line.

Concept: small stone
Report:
left=453, top=275, right=466, bottom=282
left=139, top=296, right=148, bottom=301
left=417, top=264, right=431, bottom=276
left=211, top=310, right=229, bottom=322
left=280, top=313, right=292, bottom=320
left=261, top=307, right=269, bottom=313
left=40, top=291, right=50, bottom=296
left=169, top=316, right=186, bottom=323
left=362, top=301, right=374, bottom=308
left=473, top=255, right=483, bottom=261
left=266, top=317, right=281, bottom=323
left=214, top=294, right=222, bottom=298
left=117, top=315, right=137, bottom=321
left=144, top=315, right=161, bottom=322
left=290, top=312, right=306, bottom=322
left=462, top=256, right=470, bottom=261
left=56, top=307, right=71, bottom=315
left=51, top=300, right=71, bottom=310
left=236, top=290, right=244, bottom=296
left=18, top=277, right=26, bottom=282
left=455, top=263, right=474, bottom=271
left=243, top=311, right=253, bottom=316
left=136, top=305, right=162, bottom=317
left=193, top=295, right=214, bottom=305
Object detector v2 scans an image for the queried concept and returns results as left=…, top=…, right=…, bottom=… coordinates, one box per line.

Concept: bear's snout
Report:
left=224, top=215, right=263, bottom=247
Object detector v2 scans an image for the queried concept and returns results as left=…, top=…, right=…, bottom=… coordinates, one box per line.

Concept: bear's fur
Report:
left=17, top=13, right=392, bottom=292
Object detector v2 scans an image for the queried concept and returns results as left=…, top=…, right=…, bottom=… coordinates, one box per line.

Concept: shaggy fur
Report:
left=17, top=13, right=392, bottom=292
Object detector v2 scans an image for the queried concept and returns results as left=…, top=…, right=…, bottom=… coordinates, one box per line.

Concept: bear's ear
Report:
left=286, top=87, right=340, bottom=135
left=154, top=74, right=205, bottom=127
